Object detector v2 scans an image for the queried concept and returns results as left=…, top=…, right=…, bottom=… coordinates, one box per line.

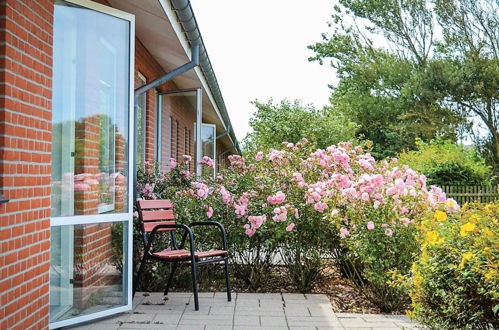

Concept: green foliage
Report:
left=309, top=0, right=498, bottom=166
left=398, top=139, right=494, bottom=186
left=242, top=99, right=357, bottom=152
left=410, top=203, right=499, bottom=329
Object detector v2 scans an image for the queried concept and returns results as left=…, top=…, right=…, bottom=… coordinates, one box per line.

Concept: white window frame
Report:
left=49, top=0, right=135, bottom=328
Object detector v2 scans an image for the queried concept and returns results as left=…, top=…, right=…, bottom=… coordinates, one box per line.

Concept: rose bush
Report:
left=135, top=141, right=459, bottom=309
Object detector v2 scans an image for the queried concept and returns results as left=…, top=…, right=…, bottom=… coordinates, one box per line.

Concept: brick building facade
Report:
left=0, top=0, right=239, bottom=328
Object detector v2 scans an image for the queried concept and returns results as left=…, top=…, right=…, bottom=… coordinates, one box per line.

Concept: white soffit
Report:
left=107, top=0, right=227, bottom=132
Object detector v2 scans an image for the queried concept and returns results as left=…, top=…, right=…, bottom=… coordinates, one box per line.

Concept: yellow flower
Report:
left=460, top=222, right=476, bottom=236
left=459, top=252, right=474, bottom=269
left=434, top=210, right=447, bottom=222
left=426, top=231, right=440, bottom=245
left=484, top=269, right=497, bottom=280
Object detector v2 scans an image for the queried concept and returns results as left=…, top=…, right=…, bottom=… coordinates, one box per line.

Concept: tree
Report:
left=242, top=99, right=357, bottom=151
left=432, top=0, right=499, bottom=176
left=309, top=0, right=498, bottom=166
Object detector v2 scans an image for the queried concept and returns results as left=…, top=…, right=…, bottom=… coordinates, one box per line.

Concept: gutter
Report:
left=170, top=0, right=241, bottom=155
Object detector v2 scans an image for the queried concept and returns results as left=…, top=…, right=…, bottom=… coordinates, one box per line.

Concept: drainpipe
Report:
left=133, top=45, right=200, bottom=198
left=216, top=125, right=231, bottom=140
left=195, top=88, right=202, bottom=176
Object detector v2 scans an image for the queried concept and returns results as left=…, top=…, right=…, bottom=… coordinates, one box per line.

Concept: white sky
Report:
left=190, top=0, right=337, bottom=141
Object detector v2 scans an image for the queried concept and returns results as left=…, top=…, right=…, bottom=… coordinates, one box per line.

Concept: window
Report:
left=136, top=73, right=147, bottom=165
left=194, top=123, right=216, bottom=177
left=50, top=1, right=134, bottom=327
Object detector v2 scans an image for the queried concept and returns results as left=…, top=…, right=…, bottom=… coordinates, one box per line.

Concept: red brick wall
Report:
left=0, top=0, right=53, bottom=329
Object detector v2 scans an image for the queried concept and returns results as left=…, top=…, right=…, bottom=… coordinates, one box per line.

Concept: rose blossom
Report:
left=367, top=221, right=375, bottom=230
left=286, top=223, right=296, bottom=231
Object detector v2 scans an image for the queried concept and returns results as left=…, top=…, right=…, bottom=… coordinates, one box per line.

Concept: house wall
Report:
left=0, top=0, right=236, bottom=328
left=0, top=0, right=53, bottom=329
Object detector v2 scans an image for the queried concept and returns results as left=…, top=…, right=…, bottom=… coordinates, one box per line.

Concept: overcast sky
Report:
left=190, top=0, right=337, bottom=141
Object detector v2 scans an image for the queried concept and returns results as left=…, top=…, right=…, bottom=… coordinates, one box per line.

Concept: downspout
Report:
left=170, top=0, right=241, bottom=155
left=133, top=45, right=200, bottom=198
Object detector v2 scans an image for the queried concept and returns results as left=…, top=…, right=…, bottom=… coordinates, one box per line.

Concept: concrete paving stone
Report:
left=126, top=312, right=157, bottom=323
left=175, top=326, right=208, bottom=330
left=151, top=312, right=183, bottom=325
left=308, top=306, right=337, bottom=318
left=282, top=293, right=306, bottom=300
left=340, top=318, right=398, bottom=328
left=289, top=327, right=316, bottom=330
left=234, top=327, right=288, bottom=330
left=287, top=316, right=344, bottom=327
left=260, top=315, right=288, bottom=327
left=255, top=293, right=283, bottom=300
left=336, top=313, right=362, bottom=318
left=305, top=294, right=330, bottom=302
left=259, top=300, right=285, bottom=311
left=316, top=327, right=346, bottom=330
left=181, top=313, right=232, bottom=320
left=359, top=314, right=390, bottom=321
left=235, top=307, right=285, bottom=316
left=209, top=306, right=235, bottom=315
left=283, top=306, right=310, bottom=316
left=178, top=316, right=233, bottom=326
left=182, top=305, right=211, bottom=315
left=205, top=326, right=233, bottom=330
left=234, top=315, right=260, bottom=326
left=394, top=322, right=421, bottom=329
left=214, top=292, right=232, bottom=299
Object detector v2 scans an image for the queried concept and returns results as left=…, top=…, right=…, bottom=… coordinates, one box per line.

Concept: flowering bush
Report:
left=409, top=202, right=499, bottom=329
left=134, top=141, right=459, bottom=305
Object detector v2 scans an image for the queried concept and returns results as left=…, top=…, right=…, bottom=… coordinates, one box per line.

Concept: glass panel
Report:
left=50, top=221, right=128, bottom=323
left=201, top=124, right=216, bottom=177
left=51, top=1, right=130, bottom=216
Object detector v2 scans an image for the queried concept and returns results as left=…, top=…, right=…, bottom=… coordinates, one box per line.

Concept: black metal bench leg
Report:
left=224, top=259, right=232, bottom=302
left=164, top=261, right=178, bottom=295
left=133, top=254, right=147, bottom=298
left=190, top=259, right=199, bottom=310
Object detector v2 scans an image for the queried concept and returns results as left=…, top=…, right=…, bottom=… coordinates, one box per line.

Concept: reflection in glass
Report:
left=51, top=2, right=130, bottom=217
left=50, top=222, right=128, bottom=323
left=201, top=124, right=216, bottom=177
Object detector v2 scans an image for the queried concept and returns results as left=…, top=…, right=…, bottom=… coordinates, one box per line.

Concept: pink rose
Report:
left=331, top=209, right=339, bottom=216
left=286, top=223, right=296, bottom=232
left=339, top=227, right=350, bottom=239
left=314, top=201, right=328, bottom=213
left=206, top=206, right=214, bottom=218
left=367, top=221, right=375, bottom=230
left=255, top=151, right=263, bottom=161
left=385, top=228, right=393, bottom=237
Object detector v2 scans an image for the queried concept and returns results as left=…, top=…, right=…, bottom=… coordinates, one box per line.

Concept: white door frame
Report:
left=49, top=0, right=135, bottom=328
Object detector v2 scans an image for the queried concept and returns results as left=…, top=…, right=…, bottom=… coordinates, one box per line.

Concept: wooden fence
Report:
left=442, top=185, right=499, bottom=205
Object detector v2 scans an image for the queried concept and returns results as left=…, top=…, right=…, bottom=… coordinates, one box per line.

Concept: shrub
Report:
left=398, top=139, right=493, bottom=186
left=134, top=141, right=458, bottom=309
left=409, top=202, right=499, bottom=329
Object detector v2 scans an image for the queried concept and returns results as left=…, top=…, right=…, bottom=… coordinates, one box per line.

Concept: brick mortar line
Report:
left=4, top=1, right=54, bottom=30
left=0, top=251, right=50, bottom=285
left=0, top=68, right=52, bottom=91
left=0, top=236, right=51, bottom=259
left=0, top=146, right=52, bottom=153
left=0, top=15, right=53, bottom=52
left=0, top=95, right=52, bottom=113
left=0, top=41, right=51, bottom=71
left=0, top=206, right=51, bottom=219
left=0, top=215, right=51, bottom=231
left=0, top=54, right=52, bottom=82
left=4, top=289, right=49, bottom=328
left=0, top=80, right=52, bottom=103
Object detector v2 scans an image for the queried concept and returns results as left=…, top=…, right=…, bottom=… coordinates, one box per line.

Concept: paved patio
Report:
left=67, top=292, right=420, bottom=330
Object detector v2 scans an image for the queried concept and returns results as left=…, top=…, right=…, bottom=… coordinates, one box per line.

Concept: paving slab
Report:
left=64, top=292, right=421, bottom=329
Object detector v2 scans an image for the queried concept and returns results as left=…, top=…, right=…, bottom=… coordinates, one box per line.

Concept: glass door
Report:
left=49, top=1, right=135, bottom=328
